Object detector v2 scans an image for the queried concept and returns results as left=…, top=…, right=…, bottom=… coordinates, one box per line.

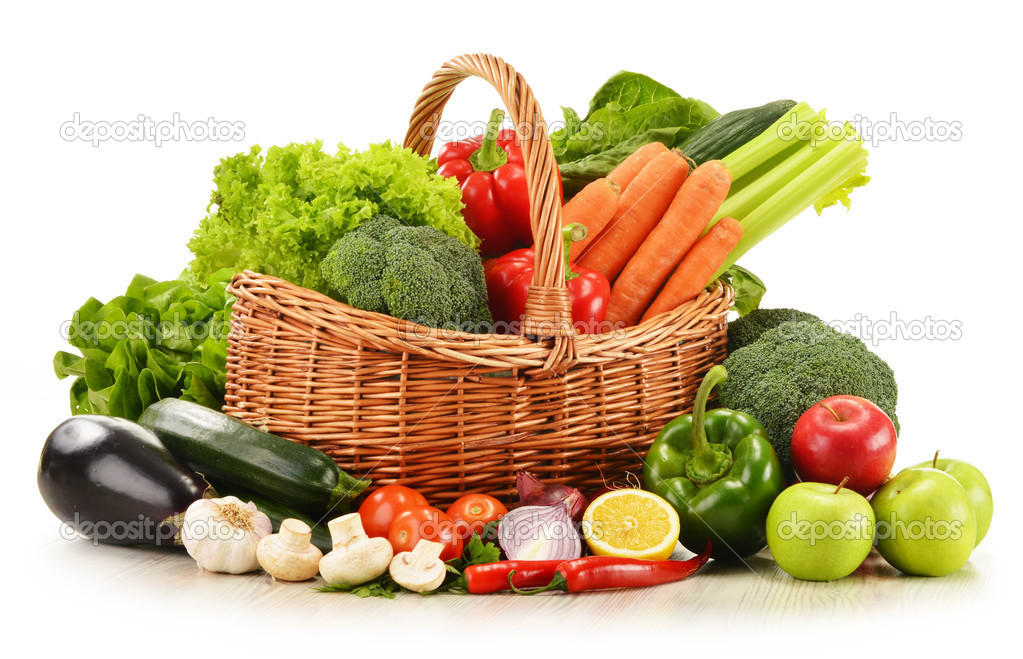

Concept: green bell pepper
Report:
left=643, top=365, right=784, bottom=560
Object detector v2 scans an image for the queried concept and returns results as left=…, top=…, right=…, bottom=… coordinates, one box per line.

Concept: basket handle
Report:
left=403, top=54, right=576, bottom=365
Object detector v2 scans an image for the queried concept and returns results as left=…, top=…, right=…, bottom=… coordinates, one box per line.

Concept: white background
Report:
left=4, top=0, right=1019, bottom=656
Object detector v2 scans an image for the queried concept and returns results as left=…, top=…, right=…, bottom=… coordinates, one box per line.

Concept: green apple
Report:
left=766, top=482, right=875, bottom=582
left=871, top=467, right=976, bottom=576
left=908, top=455, right=992, bottom=546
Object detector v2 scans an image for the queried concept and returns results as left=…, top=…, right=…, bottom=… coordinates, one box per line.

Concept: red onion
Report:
left=497, top=502, right=582, bottom=561
left=516, top=470, right=588, bottom=521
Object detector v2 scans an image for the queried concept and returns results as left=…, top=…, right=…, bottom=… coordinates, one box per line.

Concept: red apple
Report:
left=791, top=395, right=897, bottom=496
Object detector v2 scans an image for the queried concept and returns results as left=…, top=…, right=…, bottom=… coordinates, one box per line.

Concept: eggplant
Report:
left=37, top=415, right=209, bottom=546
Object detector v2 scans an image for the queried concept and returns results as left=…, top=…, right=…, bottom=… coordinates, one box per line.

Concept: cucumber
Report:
left=679, top=100, right=797, bottom=166
left=216, top=485, right=336, bottom=554
left=138, top=398, right=369, bottom=516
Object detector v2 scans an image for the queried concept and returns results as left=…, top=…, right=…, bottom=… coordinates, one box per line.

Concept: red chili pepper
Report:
left=437, top=109, right=535, bottom=257
left=463, top=560, right=564, bottom=594
left=508, top=543, right=712, bottom=594
left=483, top=224, right=611, bottom=335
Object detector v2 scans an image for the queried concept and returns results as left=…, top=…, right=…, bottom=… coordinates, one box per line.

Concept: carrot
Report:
left=606, top=160, right=732, bottom=326
left=577, top=150, right=690, bottom=283
left=607, top=141, right=669, bottom=191
left=640, top=217, right=743, bottom=323
left=561, top=178, right=620, bottom=261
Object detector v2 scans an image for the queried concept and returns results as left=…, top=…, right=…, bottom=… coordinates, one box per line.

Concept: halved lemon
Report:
left=582, top=489, right=680, bottom=561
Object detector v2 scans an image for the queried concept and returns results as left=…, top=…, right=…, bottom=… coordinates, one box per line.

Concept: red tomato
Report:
left=445, top=494, right=508, bottom=541
left=388, top=505, right=463, bottom=561
left=358, top=485, right=429, bottom=538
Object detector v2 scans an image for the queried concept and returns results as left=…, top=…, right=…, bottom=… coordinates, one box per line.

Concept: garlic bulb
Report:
left=181, top=496, right=272, bottom=574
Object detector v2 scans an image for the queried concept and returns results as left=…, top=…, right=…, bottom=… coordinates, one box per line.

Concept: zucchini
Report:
left=216, top=485, right=336, bottom=554
left=138, top=398, right=369, bottom=516
left=679, top=100, right=797, bottom=166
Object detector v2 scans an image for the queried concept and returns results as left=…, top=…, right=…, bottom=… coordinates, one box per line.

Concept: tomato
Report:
left=388, top=505, right=463, bottom=561
left=446, top=493, right=508, bottom=541
left=358, top=485, right=429, bottom=538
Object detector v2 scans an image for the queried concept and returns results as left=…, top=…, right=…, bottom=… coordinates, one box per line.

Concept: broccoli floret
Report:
left=320, top=214, right=492, bottom=331
left=379, top=227, right=455, bottom=327
left=727, top=307, right=823, bottom=353
left=318, top=231, right=389, bottom=313
left=413, top=225, right=492, bottom=328
left=717, top=320, right=899, bottom=479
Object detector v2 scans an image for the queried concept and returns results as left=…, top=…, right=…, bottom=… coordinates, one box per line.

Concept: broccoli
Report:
left=717, top=320, right=899, bottom=478
left=320, top=214, right=492, bottom=331
left=727, top=307, right=823, bottom=353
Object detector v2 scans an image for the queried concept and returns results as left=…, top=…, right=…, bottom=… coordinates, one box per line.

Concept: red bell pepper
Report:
left=484, top=224, right=610, bottom=335
left=437, top=109, right=533, bottom=257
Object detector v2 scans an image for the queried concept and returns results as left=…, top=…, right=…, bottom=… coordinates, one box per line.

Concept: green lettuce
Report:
left=719, top=265, right=767, bottom=317
left=186, top=141, right=473, bottom=294
left=54, top=270, right=234, bottom=420
left=552, top=72, right=719, bottom=197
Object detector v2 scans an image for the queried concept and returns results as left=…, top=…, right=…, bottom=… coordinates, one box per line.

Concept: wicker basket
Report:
left=223, top=53, right=733, bottom=507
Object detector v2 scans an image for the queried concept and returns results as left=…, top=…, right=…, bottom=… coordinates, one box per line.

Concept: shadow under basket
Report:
left=220, top=53, right=734, bottom=507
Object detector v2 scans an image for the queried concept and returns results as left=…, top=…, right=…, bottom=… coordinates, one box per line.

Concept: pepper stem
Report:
left=685, top=365, right=734, bottom=486
left=562, top=224, right=588, bottom=282
left=468, top=108, right=509, bottom=172
left=507, top=570, right=567, bottom=595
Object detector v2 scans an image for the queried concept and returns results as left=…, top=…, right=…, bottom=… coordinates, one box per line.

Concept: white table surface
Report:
left=22, top=497, right=1010, bottom=658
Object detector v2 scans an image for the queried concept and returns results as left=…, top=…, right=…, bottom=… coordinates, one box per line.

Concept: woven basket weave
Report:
left=223, top=53, right=733, bottom=507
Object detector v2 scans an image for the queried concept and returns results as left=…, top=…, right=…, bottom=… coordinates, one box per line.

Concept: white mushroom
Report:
left=318, top=513, right=393, bottom=585
left=256, top=518, right=323, bottom=582
left=389, top=539, right=447, bottom=592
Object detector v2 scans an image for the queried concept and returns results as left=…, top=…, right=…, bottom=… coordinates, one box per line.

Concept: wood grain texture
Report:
left=35, top=537, right=993, bottom=623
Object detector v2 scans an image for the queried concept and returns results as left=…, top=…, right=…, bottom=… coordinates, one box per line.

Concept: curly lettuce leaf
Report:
left=186, top=141, right=471, bottom=294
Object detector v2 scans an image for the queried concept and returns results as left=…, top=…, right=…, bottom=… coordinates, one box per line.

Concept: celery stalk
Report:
left=715, top=133, right=845, bottom=225
left=723, top=102, right=822, bottom=179
left=712, top=131, right=868, bottom=279
left=702, top=107, right=869, bottom=283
